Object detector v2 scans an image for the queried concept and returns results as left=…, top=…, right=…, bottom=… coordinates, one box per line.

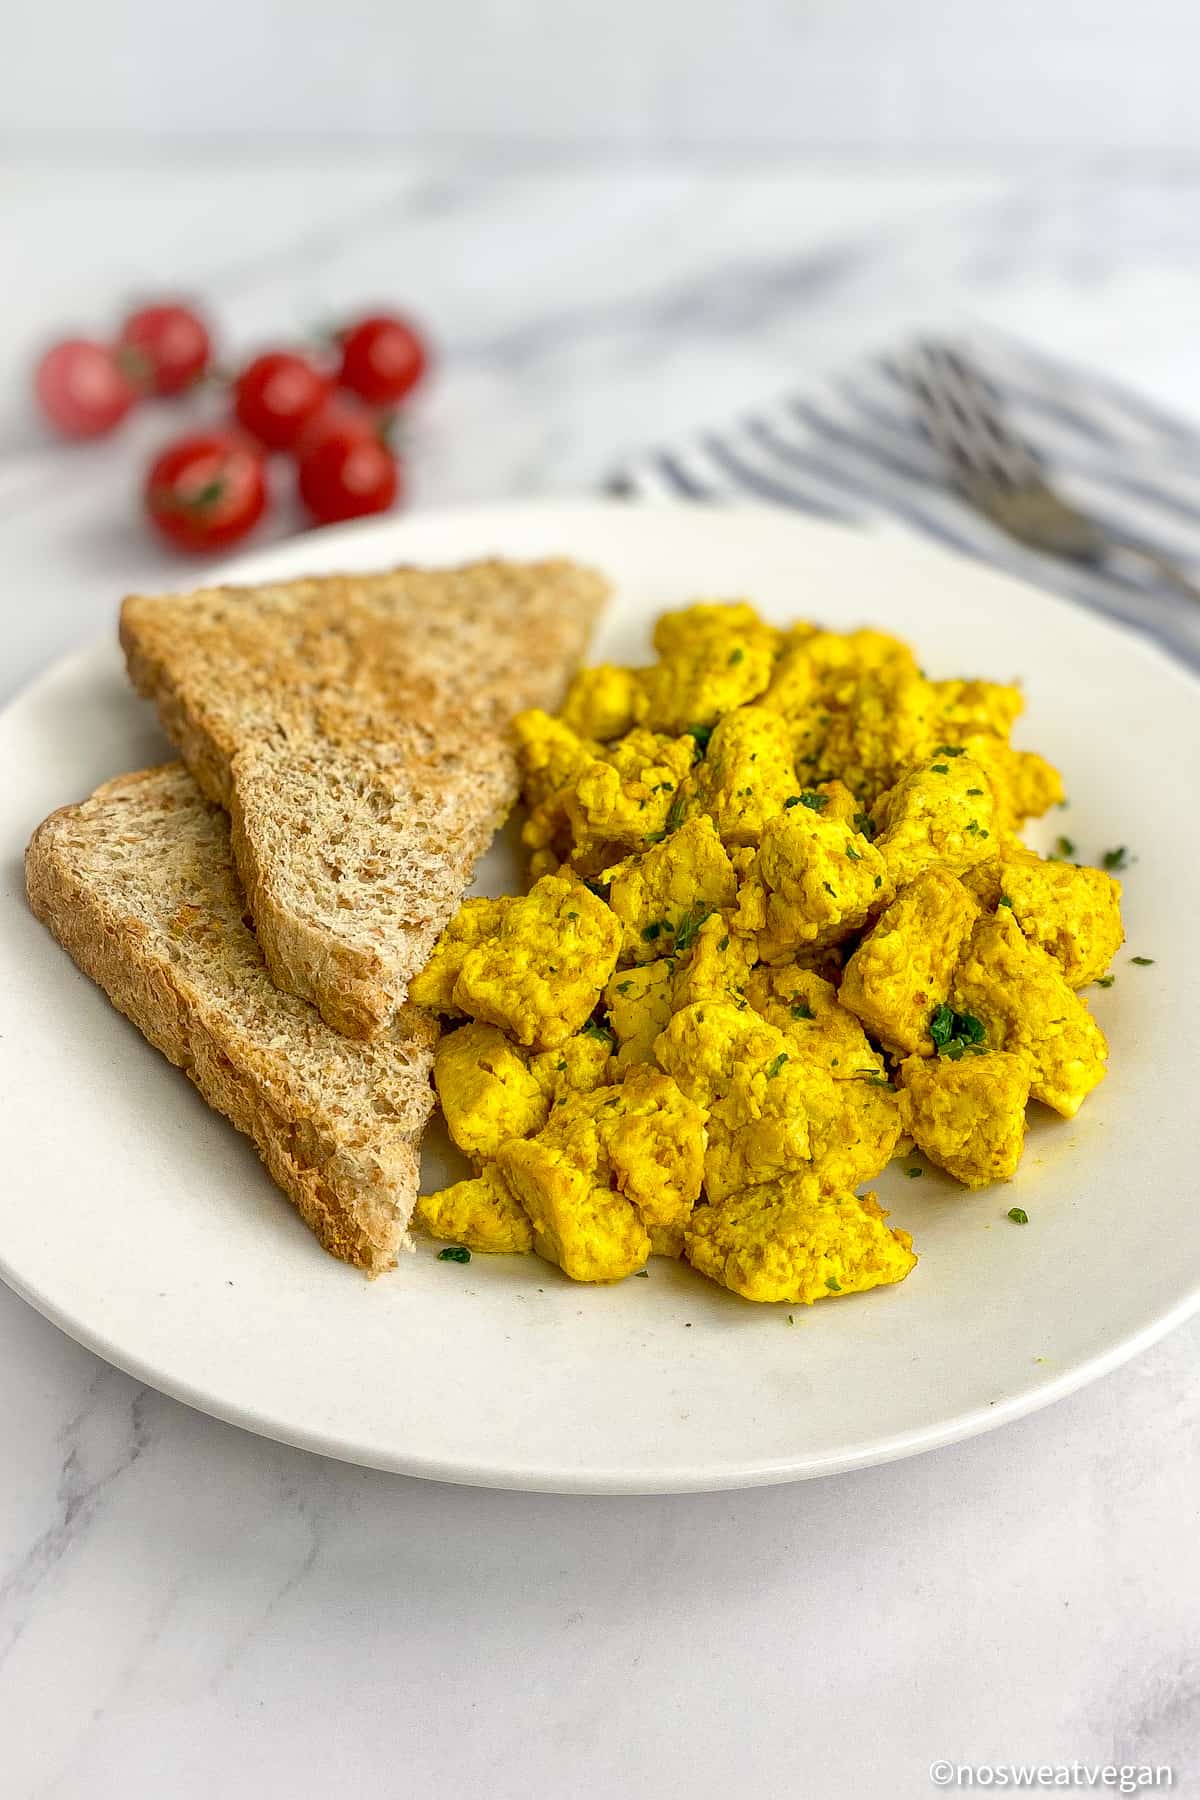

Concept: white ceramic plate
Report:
left=1, top=501, right=1197, bottom=1493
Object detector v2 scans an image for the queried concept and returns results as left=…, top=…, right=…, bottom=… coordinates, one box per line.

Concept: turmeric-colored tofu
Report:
left=514, top=709, right=597, bottom=810
left=497, top=1068, right=706, bottom=1280
left=689, top=704, right=799, bottom=846
left=605, top=814, right=737, bottom=964
left=562, top=728, right=697, bottom=859
left=452, top=875, right=621, bottom=1049
left=734, top=804, right=888, bottom=960
left=744, top=963, right=885, bottom=1079
left=634, top=602, right=780, bottom=733
left=684, top=1172, right=917, bottom=1305
left=952, top=910, right=1107, bottom=1118
left=817, top=668, right=940, bottom=805
left=655, top=1001, right=899, bottom=1201
left=1000, top=850, right=1124, bottom=988
left=433, top=1022, right=548, bottom=1162
left=897, top=1051, right=1032, bottom=1189
left=871, top=753, right=998, bottom=889
left=839, top=870, right=981, bottom=1055
left=929, top=677, right=1024, bottom=743
left=604, top=959, right=675, bottom=1066
left=671, top=912, right=757, bottom=1011
left=417, top=1165, right=535, bottom=1254
left=409, top=896, right=510, bottom=1015
left=558, top=663, right=643, bottom=742
left=954, top=734, right=1064, bottom=833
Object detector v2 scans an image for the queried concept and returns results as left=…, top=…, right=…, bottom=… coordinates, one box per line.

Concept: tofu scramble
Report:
left=411, top=601, right=1123, bottom=1306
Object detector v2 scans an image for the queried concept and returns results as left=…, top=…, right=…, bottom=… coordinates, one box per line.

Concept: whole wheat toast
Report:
left=121, top=559, right=607, bottom=1037
left=25, top=764, right=439, bottom=1275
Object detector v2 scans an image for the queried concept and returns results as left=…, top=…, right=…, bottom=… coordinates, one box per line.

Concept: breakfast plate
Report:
left=1, top=499, right=1197, bottom=1493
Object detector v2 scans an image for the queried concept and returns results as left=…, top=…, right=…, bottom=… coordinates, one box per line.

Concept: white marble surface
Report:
left=1, top=154, right=1198, bottom=1798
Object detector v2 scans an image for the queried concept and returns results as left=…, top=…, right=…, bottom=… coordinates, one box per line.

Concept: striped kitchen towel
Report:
left=612, top=330, right=1200, bottom=675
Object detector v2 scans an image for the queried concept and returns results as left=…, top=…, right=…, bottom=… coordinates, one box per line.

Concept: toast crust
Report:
left=120, top=559, right=607, bottom=1036
left=25, top=765, right=439, bottom=1274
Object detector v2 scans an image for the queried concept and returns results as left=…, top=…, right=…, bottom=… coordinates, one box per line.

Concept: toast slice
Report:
left=26, top=764, right=440, bottom=1275
left=121, top=559, right=607, bottom=1037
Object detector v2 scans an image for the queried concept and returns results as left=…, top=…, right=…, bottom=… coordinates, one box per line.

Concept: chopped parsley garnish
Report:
left=718, top=934, right=730, bottom=951
left=1131, top=955, right=1154, bottom=966
left=905, top=1167, right=923, bottom=1179
left=966, top=786, right=984, bottom=796
left=823, top=881, right=836, bottom=897
left=1007, top=1207, right=1028, bottom=1225
left=1055, top=835, right=1076, bottom=858
left=935, top=744, right=965, bottom=757
left=855, top=1071, right=892, bottom=1088
left=929, top=1003, right=986, bottom=1060
left=846, top=845, right=862, bottom=862
left=764, top=1052, right=789, bottom=1079
left=798, top=791, right=828, bottom=812
left=784, top=795, right=802, bottom=809
left=825, top=1276, right=842, bottom=1292
left=673, top=904, right=716, bottom=954
left=1095, top=974, right=1115, bottom=988
left=728, top=646, right=745, bottom=665
left=582, top=1019, right=615, bottom=1045
left=438, top=1246, right=471, bottom=1263
left=686, top=724, right=713, bottom=756
left=642, top=921, right=665, bottom=941
left=790, top=1001, right=815, bottom=1021
left=930, top=763, right=949, bottom=775
left=565, top=909, right=579, bottom=919
left=998, top=894, right=1013, bottom=908
left=634, top=1268, right=649, bottom=1277
left=853, top=811, right=878, bottom=840
left=615, top=980, right=634, bottom=995
left=663, top=790, right=688, bottom=834
left=1102, top=847, right=1128, bottom=871
left=584, top=878, right=610, bottom=898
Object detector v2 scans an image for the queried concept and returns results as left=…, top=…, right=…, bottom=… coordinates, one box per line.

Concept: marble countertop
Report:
left=2, top=153, right=1197, bottom=1798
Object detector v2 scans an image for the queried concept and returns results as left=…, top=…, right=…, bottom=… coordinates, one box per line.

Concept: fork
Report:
left=906, top=342, right=1200, bottom=606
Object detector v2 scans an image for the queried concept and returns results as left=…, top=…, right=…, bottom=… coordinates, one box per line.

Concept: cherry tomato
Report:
left=144, top=432, right=268, bottom=553
left=233, top=352, right=331, bottom=450
left=297, top=426, right=399, bottom=525
left=337, top=313, right=428, bottom=407
left=34, top=339, right=138, bottom=439
left=293, top=395, right=383, bottom=461
left=118, top=303, right=211, bottom=396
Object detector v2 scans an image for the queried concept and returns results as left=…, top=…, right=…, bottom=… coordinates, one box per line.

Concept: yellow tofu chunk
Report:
left=497, top=1068, right=706, bottom=1281
left=409, top=896, right=510, bottom=1015
left=871, top=753, right=998, bottom=889
left=562, top=727, right=697, bottom=860
left=417, top=1165, right=535, bottom=1254
left=604, top=960, right=675, bottom=1067
left=635, top=602, right=779, bottom=733
left=929, top=677, right=1024, bottom=742
left=897, top=1051, right=1032, bottom=1188
left=514, top=709, right=597, bottom=810
left=605, top=814, right=738, bottom=963
left=818, top=670, right=940, bottom=805
left=952, top=910, right=1107, bottom=1118
left=733, top=804, right=889, bottom=959
left=558, top=663, right=643, bottom=742
left=1000, top=850, right=1124, bottom=988
left=670, top=912, right=757, bottom=1011
left=530, top=1029, right=613, bottom=1104
left=655, top=1002, right=900, bottom=1201
left=954, top=734, right=1064, bottom=833
left=684, top=1172, right=917, bottom=1305
left=434, top=1022, right=548, bottom=1162
left=690, top=705, right=799, bottom=846
left=745, top=963, right=885, bottom=1078
left=839, top=870, right=981, bottom=1055
left=452, top=875, right=621, bottom=1049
